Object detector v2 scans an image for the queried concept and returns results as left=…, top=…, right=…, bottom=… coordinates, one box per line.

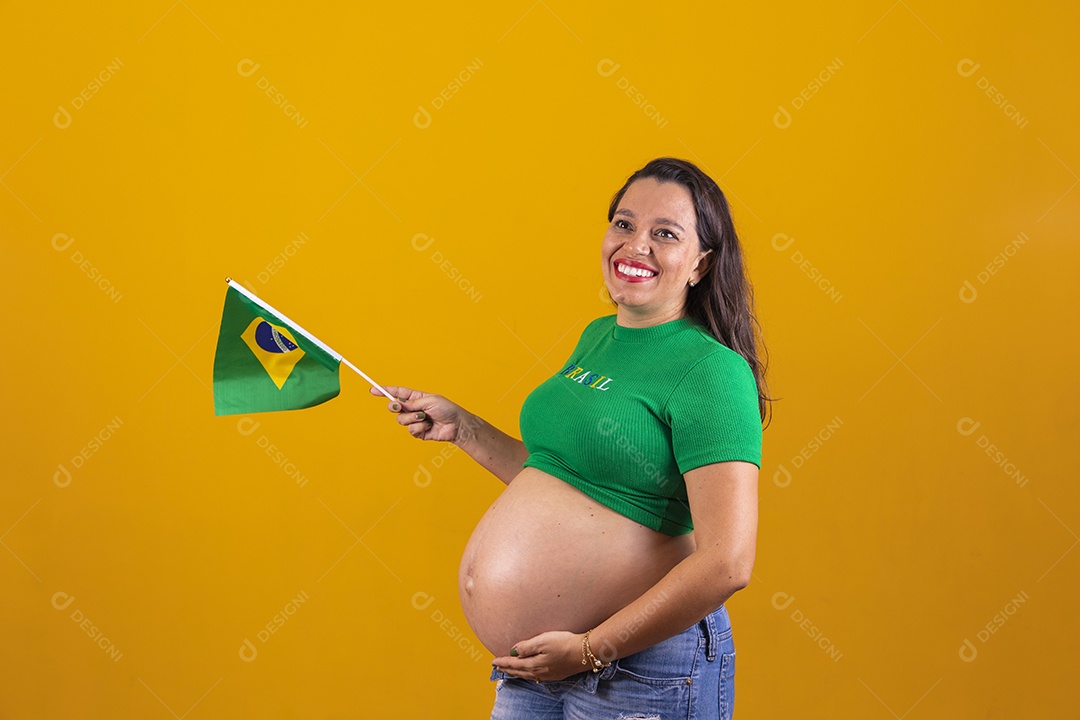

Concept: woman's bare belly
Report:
left=459, top=466, right=695, bottom=657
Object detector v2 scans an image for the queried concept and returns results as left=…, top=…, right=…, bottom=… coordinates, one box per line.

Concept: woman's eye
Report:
left=656, top=228, right=676, bottom=239
left=615, top=219, right=632, bottom=230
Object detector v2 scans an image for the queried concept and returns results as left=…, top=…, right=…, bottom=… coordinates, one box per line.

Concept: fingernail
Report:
left=416, top=412, right=426, bottom=421
left=391, top=403, right=401, bottom=412
left=510, top=647, right=518, bottom=657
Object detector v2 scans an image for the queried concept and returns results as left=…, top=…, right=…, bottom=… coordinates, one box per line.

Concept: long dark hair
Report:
left=607, top=157, right=775, bottom=428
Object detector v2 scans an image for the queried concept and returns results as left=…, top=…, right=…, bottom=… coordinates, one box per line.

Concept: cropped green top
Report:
left=519, top=314, right=762, bottom=535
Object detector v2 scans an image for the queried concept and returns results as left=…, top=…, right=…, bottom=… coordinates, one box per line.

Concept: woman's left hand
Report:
left=491, top=631, right=587, bottom=682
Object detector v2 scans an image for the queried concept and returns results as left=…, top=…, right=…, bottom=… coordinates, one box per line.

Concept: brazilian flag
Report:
left=213, top=281, right=341, bottom=416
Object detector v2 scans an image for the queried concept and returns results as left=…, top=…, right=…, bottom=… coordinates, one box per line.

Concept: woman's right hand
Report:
left=369, top=385, right=473, bottom=443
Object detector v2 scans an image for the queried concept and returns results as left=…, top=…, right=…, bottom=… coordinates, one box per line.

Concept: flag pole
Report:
left=340, top=357, right=396, bottom=400
left=225, top=278, right=399, bottom=403
left=342, top=360, right=399, bottom=403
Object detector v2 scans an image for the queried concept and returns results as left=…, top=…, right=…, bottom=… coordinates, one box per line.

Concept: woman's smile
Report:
left=613, top=258, right=658, bottom=282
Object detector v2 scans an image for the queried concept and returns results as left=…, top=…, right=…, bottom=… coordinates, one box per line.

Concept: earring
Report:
left=689, top=280, right=697, bottom=288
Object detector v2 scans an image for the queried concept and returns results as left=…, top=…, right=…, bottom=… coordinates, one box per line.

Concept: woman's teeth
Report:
left=617, top=263, right=656, bottom=278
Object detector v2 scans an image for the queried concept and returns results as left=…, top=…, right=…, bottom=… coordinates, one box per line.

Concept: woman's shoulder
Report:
left=680, top=319, right=754, bottom=373
left=582, top=314, right=617, bottom=337
left=682, top=319, right=743, bottom=356
left=559, top=315, right=616, bottom=359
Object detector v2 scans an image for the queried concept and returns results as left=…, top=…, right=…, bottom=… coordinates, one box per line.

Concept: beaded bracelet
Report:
left=581, top=629, right=612, bottom=673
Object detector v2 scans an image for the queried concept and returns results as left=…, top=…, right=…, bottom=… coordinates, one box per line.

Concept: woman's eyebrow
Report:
left=655, top=219, right=685, bottom=233
left=614, top=208, right=684, bottom=233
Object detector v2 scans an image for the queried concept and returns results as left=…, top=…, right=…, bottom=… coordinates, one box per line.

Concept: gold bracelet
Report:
left=581, top=629, right=611, bottom=673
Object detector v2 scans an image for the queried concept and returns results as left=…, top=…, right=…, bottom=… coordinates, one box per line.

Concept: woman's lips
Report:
left=617, top=259, right=656, bottom=280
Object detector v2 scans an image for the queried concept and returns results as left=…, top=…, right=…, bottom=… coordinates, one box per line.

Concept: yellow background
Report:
left=3, top=2, right=1077, bottom=717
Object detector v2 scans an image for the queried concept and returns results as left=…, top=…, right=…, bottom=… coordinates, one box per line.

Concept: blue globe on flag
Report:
left=255, top=321, right=299, bottom=354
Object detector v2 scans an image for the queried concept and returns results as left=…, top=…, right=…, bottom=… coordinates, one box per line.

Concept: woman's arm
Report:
left=452, top=411, right=530, bottom=485
left=492, top=459, right=758, bottom=680
left=370, top=385, right=528, bottom=485
left=587, top=459, right=758, bottom=660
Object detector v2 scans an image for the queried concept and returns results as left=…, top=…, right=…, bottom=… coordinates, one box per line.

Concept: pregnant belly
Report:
left=459, top=467, right=695, bottom=658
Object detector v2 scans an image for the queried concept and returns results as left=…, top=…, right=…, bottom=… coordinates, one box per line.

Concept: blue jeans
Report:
left=489, top=605, right=736, bottom=720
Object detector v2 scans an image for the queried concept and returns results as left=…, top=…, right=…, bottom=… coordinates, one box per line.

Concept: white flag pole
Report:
left=225, top=278, right=399, bottom=403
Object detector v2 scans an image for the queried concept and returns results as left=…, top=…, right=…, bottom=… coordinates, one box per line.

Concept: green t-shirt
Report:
left=519, top=314, right=762, bottom=536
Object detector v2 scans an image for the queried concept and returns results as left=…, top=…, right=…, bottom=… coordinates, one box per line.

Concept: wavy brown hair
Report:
left=607, top=157, right=775, bottom=428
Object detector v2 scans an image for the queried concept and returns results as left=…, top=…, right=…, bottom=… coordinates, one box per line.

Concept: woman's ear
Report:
left=693, top=248, right=713, bottom=281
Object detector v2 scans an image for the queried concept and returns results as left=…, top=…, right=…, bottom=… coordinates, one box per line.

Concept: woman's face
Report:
left=601, top=178, right=711, bottom=327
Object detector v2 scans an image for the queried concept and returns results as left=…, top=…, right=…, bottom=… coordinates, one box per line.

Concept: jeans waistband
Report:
left=490, top=604, right=732, bottom=689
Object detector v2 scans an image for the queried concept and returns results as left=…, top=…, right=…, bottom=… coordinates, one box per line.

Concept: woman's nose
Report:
left=626, top=229, right=651, bottom=255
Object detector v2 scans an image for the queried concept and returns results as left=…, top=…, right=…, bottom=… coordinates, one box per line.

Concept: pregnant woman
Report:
left=372, top=157, right=772, bottom=719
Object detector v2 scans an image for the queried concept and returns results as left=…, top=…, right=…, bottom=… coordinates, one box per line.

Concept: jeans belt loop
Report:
left=582, top=663, right=616, bottom=694
left=702, top=611, right=718, bottom=661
